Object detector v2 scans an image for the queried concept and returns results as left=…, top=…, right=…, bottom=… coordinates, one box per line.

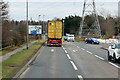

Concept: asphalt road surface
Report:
left=20, top=42, right=120, bottom=80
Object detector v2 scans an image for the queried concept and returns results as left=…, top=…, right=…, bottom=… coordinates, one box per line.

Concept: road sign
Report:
left=29, top=25, right=42, bottom=34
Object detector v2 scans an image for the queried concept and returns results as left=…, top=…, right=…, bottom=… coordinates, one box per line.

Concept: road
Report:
left=20, top=41, right=120, bottom=80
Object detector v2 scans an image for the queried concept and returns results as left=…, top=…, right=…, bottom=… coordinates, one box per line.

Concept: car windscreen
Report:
left=116, top=44, right=120, bottom=49
left=92, top=38, right=97, bottom=40
left=69, top=36, right=74, bottom=37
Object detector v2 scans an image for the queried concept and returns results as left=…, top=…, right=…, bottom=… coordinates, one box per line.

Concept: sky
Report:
left=3, top=0, right=120, bottom=21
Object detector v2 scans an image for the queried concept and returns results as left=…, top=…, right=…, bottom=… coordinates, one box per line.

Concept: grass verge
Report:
left=74, top=38, right=85, bottom=42
left=0, top=40, right=36, bottom=56
left=1, top=40, right=45, bottom=78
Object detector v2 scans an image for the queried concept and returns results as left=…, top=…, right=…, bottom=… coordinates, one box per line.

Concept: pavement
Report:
left=19, top=41, right=120, bottom=80
left=0, top=40, right=37, bottom=63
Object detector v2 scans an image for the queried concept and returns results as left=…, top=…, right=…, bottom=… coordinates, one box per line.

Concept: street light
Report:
left=43, top=15, right=45, bottom=32
left=38, top=15, right=41, bottom=40
left=63, top=19, right=65, bottom=36
left=39, top=15, right=41, bottom=22
left=26, top=0, right=29, bottom=50
left=43, top=15, right=45, bottom=40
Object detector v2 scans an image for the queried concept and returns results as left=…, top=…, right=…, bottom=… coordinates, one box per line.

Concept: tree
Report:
left=64, top=15, right=82, bottom=36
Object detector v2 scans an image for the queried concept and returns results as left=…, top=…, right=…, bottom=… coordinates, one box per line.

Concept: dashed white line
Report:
left=87, top=51, right=93, bottom=55
left=78, top=75, right=83, bottom=80
left=70, top=61, right=78, bottom=70
left=95, top=55, right=105, bottom=60
left=109, top=62, right=120, bottom=69
left=63, top=47, right=65, bottom=50
left=65, top=50, right=68, bottom=53
left=81, top=48, right=85, bottom=51
left=67, top=54, right=71, bottom=59
left=51, top=49, right=54, bottom=52
left=73, top=50, right=76, bottom=52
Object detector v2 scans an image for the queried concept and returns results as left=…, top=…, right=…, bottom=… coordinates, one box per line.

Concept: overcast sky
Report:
left=4, top=0, right=120, bottom=2
left=3, top=0, right=120, bottom=21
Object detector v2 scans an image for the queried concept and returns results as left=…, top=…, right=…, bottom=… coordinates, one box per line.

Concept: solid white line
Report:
left=81, top=48, right=85, bottom=51
left=109, top=62, right=120, bottom=69
left=70, top=61, right=78, bottom=70
left=78, top=75, right=83, bottom=79
left=95, top=55, right=105, bottom=60
left=20, top=67, right=30, bottom=77
left=65, top=50, right=68, bottom=53
left=67, top=54, right=71, bottom=59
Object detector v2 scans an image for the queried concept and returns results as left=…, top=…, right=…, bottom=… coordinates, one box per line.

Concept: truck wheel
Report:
left=113, top=54, right=117, bottom=63
left=108, top=52, right=111, bottom=61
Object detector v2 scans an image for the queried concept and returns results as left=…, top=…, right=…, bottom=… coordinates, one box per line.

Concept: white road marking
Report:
left=65, top=50, right=68, bottom=53
left=20, top=67, right=30, bottom=78
left=86, top=51, right=93, bottom=54
left=51, top=49, right=54, bottom=52
left=67, top=54, right=71, bottom=59
left=78, top=75, right=83, bottom=80
left=70, top=61, right=78, bottom=70
left=73, top=50, right=76, bottom=52
left=63, top=47, right=65, bottom=50
left=109, top=62, right=120, bottom=69
left=95, top=55, right=105, bottom=60
left=81, top=48, right=85, bottom=51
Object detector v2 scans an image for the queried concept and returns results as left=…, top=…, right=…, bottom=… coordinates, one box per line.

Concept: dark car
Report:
left=64, top=36, right=68, bottom=41
left=85, top=38, right=100, bottom=44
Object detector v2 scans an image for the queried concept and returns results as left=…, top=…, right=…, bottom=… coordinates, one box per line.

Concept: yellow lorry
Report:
left=47, top=20, right=62, bottom=46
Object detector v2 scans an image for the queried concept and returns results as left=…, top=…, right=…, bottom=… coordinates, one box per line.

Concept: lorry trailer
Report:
left=47, top=20, right=62, bottom=46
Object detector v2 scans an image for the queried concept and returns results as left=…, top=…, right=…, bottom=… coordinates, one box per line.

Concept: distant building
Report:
left=119, top=1, right=120, bottom=17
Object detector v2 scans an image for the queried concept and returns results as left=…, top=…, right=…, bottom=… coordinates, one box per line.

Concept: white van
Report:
left=67, top=35, right=74, bottom=42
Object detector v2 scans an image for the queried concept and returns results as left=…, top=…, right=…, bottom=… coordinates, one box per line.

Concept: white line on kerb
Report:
left=95, top=55, right=104, bottom=60
left=67, top=54, right=71, bottom=59
left=81, top=48, right=85, bottom=51
left=109, top=62, right=120, bottom=69
left=78, top=75, right=83, bottom=80
left=70, top=61, right=78, bottom=70
left=65, top=50, right=68, bottom=53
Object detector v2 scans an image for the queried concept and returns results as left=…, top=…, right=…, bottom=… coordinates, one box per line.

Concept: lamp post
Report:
left=43, top=15, right=45, bottom=40
left=39, top=15, right=41, bottom=22
left=38, top=15, right=41, bottom=40
left=26, top=0, right=29, bottom=50
left=63, top=19, right=65, bottom=36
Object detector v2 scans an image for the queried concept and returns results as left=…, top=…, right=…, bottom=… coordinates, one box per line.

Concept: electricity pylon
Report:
left=79, top=0, right=101, bottom=37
